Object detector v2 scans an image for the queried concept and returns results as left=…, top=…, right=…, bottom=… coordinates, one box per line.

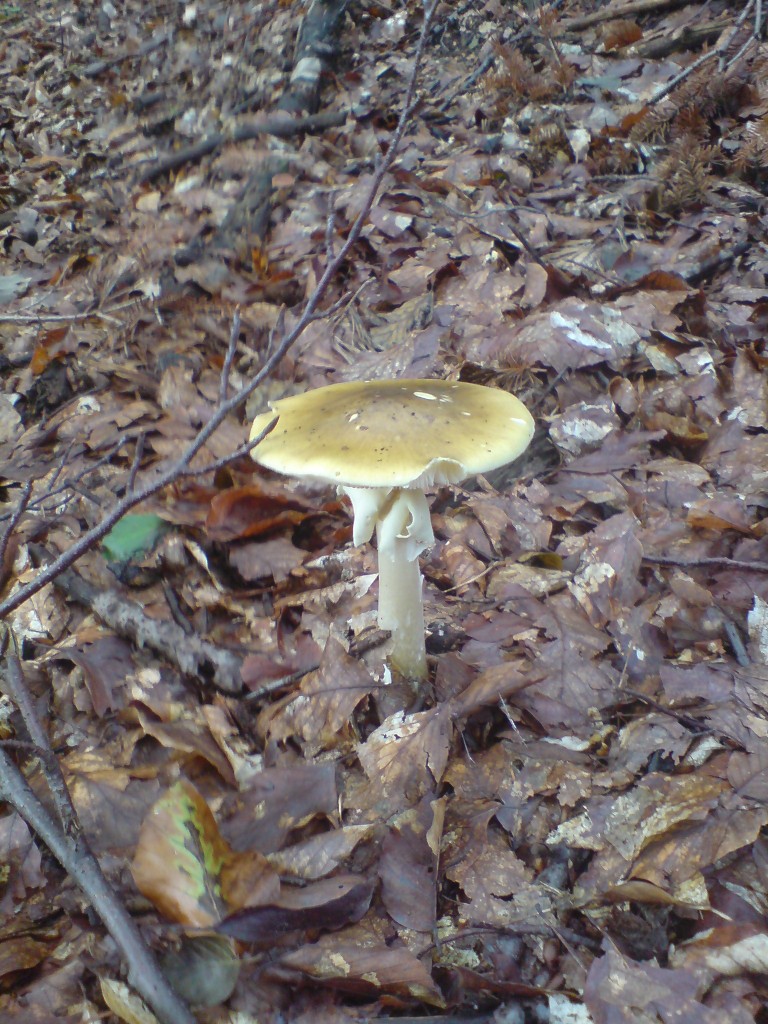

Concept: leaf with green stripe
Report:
left=132, top=781, right=229, bottom=928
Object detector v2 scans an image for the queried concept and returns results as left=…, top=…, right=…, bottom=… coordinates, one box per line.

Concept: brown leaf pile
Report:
left=2, top=0, right=768, bottom=1022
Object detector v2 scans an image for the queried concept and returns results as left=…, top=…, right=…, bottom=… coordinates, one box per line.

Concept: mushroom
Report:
left=249, top=379, right=534, bottom=680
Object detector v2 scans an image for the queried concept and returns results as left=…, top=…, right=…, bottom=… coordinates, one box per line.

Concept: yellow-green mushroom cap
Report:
left=249, top=379, right=534, bottom=487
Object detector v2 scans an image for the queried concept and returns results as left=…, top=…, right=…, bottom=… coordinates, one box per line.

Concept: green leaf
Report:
left=102, top=513, right=169, bottom=562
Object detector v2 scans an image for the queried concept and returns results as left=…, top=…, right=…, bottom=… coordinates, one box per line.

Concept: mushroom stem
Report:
left=376, top=527, right=427, bottom=680
left=374, top=488, right=434, bottom=681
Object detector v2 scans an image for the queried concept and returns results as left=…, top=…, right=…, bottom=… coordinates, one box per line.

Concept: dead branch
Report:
left=80, top=29, right=173, bottom=78
left=643, top=554, right=768, bottom=573
left=0, top=481, right=31, bottom=588
left=632, top=18, right=729, bottom=59
left=0, top=298, right=144, bottom=324
left=47, top=562, right=245, bottom=694
left=140, top=0, right=347, bottom=183
left=2, top=637, right=79, bottom=834
left=136, top=109, right=347, bottom=185
left=560, top=0, right=693, bottom=32
left=0, top=744, right=196, bottom=1024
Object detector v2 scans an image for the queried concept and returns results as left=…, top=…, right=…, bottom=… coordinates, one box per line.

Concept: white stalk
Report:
left=375, top=489, right=433, bottom=680
left=376, top=537, right=426, bottom=679
left=343, top=486, right=434, bottom=680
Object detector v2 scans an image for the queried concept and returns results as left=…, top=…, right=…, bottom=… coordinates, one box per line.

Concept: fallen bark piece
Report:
left=51, top=565, right=244, bottom=694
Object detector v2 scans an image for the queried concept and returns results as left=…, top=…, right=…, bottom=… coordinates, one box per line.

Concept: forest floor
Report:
left=2, top=0, right=768, bottom=1022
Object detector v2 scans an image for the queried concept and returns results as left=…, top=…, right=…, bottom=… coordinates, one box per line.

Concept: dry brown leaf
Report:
left=379, top=796, right=445, bottom=933
left=99, top=978, right=158, bottom=1024
left=267, top=824, right=375, bottom=881
left=276, top=929, right=445, bottom=1007
left=357, top=706, right=452, bottom=813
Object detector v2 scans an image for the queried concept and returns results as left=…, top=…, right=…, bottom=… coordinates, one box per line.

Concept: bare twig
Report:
left=219, top=309, right=241, bottom=405
left=0, top=481, right=32, bottom=582
left=643, top=554, right=768, bottom=574
left=561, top=0, right=692, bottom=32
left=177, top=428, right=276, bottom=478
left=722, top=616, right=750, bottom=667
left=325, top=195, right=337, bottom=260
left=633, top=18, right=729, bottom=60
left=80, top=28, right=173, bottom=78
left=125, top=433, right=145, bottom=497
left=0, top=435, right=128, bottom=528
left=136, top=110, right=347, bottom=184
left=439, top=52, right=494, bottom=112
left=1, top=634, right=79, bottom=835
left=438, top=0, right=570, bottom=112
left=647, top=50, right=717, bottom=106
left=722, top=31, right=761, bottom=75
left=0, top=298, right=145, bottom=325
left=720, top=0, right=760, bottom=71
left=619, top=687, right=713, bottom=734
left=0, top=631, right=193, bottom=1024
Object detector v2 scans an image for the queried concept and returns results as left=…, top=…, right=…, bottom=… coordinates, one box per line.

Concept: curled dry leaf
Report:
left=132, top=780, right=279, bottom=929
left=267, top=824, right=376, bottom=881
left=216, top=874, right=375, bottom=943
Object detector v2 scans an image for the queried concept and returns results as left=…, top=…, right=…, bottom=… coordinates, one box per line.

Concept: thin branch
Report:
left=618, top=687, right=713, bottom=734
left=643, top=554, right=768, bottom=573
left=722, top=30, right=760, bottom=74
left=80, top=28, right=173, bottom=78
left=650, top=0, right=763, bottom=104
left=47, top=563, right=245, bottom=694
left=125, top=433, right=145, bottom=498
left=561, top=0, right=693, bottom=32
left=0, top=625, right=193, bottom=1022
left=720, top=0, right=759, bottom=71
left=0, top=299, right=145, bottom=325
left=325, top=194, right=337, bottom=260
left=136, top=110, right=347, bottom=185
left=219, top=308, right=241, bottom=405
left=1, top=634, right=79, bottom=835
left=648, top=48, right=719, bottom=106
left=0, top=481, right=32, bottom=582
left=722, top=616, right=750, bottom=667
left=0, top=436, right=127, bottom=527
left=438, top=0, right=570, bottom=112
